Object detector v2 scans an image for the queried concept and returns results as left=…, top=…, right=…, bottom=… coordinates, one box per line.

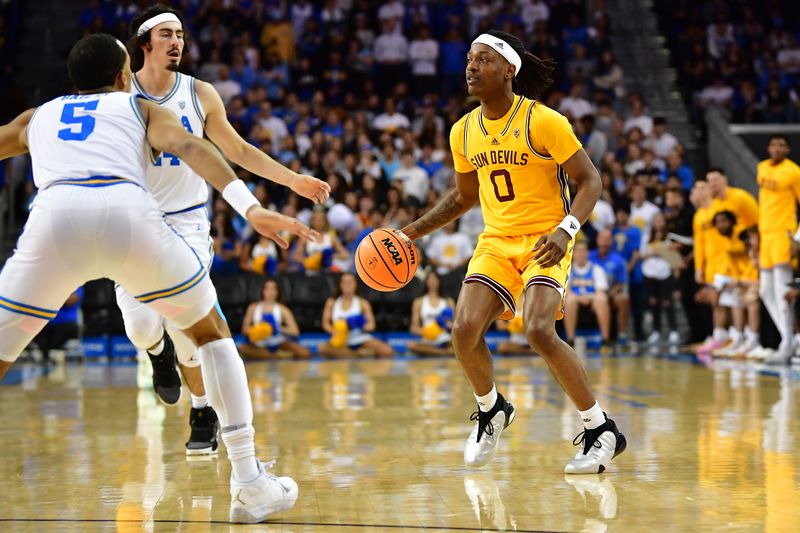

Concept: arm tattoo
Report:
left=405, top=189, right=466, bottom=240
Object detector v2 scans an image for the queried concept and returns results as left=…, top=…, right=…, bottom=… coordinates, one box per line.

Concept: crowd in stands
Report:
left=17, top=1, right=800, bottom=360
left=656, top=0, right=800, bottom=123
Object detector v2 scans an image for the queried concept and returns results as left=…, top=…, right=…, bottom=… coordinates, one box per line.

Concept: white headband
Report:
left=137, top=13, right=182, bottom=37
left=472, top=33, right=522, bottom=77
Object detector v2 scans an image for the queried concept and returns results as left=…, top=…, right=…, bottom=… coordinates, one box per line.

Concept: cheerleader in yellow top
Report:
left=400, top=30, right=625, bottom=474
left=756, top=135, right=800, bottom=360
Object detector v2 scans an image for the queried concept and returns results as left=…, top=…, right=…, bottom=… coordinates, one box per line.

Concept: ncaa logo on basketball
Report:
left=381, top=238, right=403, bottom=265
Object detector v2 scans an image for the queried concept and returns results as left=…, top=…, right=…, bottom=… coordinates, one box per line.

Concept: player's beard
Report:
left=166, top=61, right=180, bottom=72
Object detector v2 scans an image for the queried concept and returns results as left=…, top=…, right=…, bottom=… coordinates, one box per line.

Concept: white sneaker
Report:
left=646, top=332, right=661, bottom=345
left=667, top=331, right=681, bottom=345
left=745, top=345, right=772, bottom=361
left=565, top=418, right=627, bottom=475
left=464, top=394, right=515, bottom=468
left=229, top=460, right=298, bottom=524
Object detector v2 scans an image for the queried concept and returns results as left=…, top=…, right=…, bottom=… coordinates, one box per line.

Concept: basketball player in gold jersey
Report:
left=400, top=30, right=626, bottom=474
left=757, top=135, right=800, bottom=363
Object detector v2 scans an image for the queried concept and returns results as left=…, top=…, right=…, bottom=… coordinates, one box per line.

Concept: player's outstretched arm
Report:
left=197, top=80, right=331, bottom=204
left=141, top=98, right=239, bottom=193
left=0, top=108, right=35, bottom=160
left=401, top=169, right=480, bottom=240
left=141, top=98, right=320, bottom=249
left=534, top=148, right=602, bottom=268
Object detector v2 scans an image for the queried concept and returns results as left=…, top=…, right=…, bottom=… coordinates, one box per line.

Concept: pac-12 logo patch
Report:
left=513, top=128, right=520, bottom=138
left=178, top=101, right=186, bottom=109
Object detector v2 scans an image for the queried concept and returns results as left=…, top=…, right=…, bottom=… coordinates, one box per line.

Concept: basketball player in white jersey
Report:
left=117, top=5, right=331, bottom=455
left=0, top=34, right=318, bottom=522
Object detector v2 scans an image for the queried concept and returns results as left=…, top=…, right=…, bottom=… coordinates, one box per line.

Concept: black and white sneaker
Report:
left=464, top=393, right=515, bottom=467
left=565, top=416, right=626, bottom=474
left=186, top=406, right=220, bottom=456
left=149, top=333, right=181, bottom=405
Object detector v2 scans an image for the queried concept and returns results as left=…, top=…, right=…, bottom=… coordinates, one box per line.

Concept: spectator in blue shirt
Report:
left=660, top=151, right=694, bottom=191
left=590, top=230, right=631, bottom=343
left=32, top=287, right=83, bottom=362
left=612, top=204, right=646, bottom=341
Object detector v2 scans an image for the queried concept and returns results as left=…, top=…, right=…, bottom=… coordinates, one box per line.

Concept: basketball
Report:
left=355, top=229, right=418, bottom=292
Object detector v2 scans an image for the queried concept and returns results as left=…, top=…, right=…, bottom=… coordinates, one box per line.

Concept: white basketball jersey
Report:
left=26, top=92, right=149, bottom=190
left=131, top=72, right=208, bottom=214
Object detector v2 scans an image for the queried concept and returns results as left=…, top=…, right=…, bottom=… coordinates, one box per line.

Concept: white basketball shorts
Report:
left=0, top=182, right=216, bottom=362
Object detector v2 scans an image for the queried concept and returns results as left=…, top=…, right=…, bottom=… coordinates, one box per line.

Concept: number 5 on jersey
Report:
left=58, top=101, right=99, bottom=141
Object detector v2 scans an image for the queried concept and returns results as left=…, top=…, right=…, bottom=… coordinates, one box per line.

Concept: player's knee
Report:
left=124, top=314, right=163, bottom=350
left=451, top=316, right=484, bottom=349
left=183, top=309, right=230, bottom=348
left=525, top=318, right=557, bottom=354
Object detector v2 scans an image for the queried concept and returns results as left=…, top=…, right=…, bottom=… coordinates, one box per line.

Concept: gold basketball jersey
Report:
left=450, top=95, right=582, bottom=237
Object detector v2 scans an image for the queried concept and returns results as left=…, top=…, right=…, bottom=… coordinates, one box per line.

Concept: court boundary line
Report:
left=0, top=518, right=567, bottom=533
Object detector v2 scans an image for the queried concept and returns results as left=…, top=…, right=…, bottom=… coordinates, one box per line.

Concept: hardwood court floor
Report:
left=1, top=353, right=800, bottom=532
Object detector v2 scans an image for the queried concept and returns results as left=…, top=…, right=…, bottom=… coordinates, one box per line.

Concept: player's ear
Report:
left=116, top=67, right=130, bottom=91
left=506, top=65, right=516, bottom=81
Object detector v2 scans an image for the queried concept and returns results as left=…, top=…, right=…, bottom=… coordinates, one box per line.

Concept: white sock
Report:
left=474, top=384, right=498, bottom=413
left=579, top=401, right=606, bottom=430
left=713, top=327, right=728, bottom=342
left=198, top=338, right=258, bottom=482
left=224, top=426, right=258, bottom=482
left=747, top=329, right=759, bottom=344
left=774, top=266, right=794, bottom=346
left=148, top=338, right=165, bottom=356
left=729, top=328, right=743, bottom=344
left=191, top=394, right=208, bottom=409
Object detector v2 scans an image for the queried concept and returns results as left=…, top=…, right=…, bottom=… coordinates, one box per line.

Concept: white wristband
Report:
left=794, top=226, right=800, bottom=243
left=557, top=215, right=581, bottom=239
left=222, top=180, right=260, bottom=219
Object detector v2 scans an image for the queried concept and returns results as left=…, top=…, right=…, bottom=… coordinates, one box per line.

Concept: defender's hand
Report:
left=533, top=229, right=571, bottom=269
left=694, top=269, right=704, bottom=285
left=290, top=174, right=331, bottom=205
left=247, top=207, right=320, bottom=249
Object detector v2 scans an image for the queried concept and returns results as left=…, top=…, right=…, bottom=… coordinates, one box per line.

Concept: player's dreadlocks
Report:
left=487, top=29, right=555, bottom=100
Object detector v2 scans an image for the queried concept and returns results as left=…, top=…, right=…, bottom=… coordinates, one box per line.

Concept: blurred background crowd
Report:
left=1, top=0, right=800, bottom=357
